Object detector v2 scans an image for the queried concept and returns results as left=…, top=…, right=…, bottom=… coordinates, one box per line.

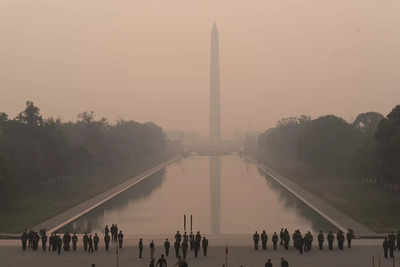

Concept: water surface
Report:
left=59, top=155, right=336, bottom=235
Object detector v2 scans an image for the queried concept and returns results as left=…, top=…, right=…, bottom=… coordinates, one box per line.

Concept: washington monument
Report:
left=209, top=23, right=221, bottom=144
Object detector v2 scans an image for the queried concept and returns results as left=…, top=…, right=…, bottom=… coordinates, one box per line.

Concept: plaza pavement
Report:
left=0, top=238, right=396, bottom=267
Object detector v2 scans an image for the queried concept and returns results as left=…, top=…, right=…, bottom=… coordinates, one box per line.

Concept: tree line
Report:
left=252, top=105, right=400, bottom=187
left=0, top=101, right=181, bottom=207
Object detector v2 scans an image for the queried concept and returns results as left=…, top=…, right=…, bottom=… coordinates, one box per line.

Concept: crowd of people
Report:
left=144, top=230, right=209, bottom=267
left=382, top=231, right=400, bottom=258
left=21, top=225, right=400, bottom=266
left=20, top=224, right=124, bottom=255
left=252, top=228, right=354, bottom=253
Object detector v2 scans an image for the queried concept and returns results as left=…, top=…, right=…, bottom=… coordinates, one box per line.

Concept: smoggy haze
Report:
left=1, top=0, right=399, bottom=137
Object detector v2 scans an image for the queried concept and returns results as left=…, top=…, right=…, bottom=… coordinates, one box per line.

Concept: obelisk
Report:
left=209, top=23, right=221, bottom=145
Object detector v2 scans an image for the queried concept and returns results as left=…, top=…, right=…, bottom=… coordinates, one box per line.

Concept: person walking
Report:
left=139, top=238, right=144, bottom=258
left=346, top=229, right=353, bottom=248
left=88, top=235, right=94, bottom=254
left=104, top=233, right=110, bottom=251
left=83, top=233, right=89, bottom=252
left=164, top=238, right=170, bottom=257
left=118, top=231, right=124, bottom=249
left=156, top=254, right=168, bottom=267
left=150, top=240, right=155, bottom=260
left=318, top=231, right=324, bottom=250
left=261, top=230, right=268, bottom=250
left=174, top=240, right=180, bottom=258
left=72, top=233, right=78, bottom=251
left=272, top=232, right=278, bottom=250
left=253, top=231, right=260, bottom=250
left=182, top=239, right=188, bottom=259
left=56, top=235, right=62, bottom=255
left=383, top=237, right=389, bottom=259
left=265, top=258, right=273, bottom=267
left=280, top=257, right=289, bottom=267
left=327, top=231, right=334, bottom=250
left=21, top=230, right=28, bottom=251
left=41, top=232, right=47, bottom=251
left=93, top=233, right=99, bottom=251
left=202, top=237, right=208, bottom=256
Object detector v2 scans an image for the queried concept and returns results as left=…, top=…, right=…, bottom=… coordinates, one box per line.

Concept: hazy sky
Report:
left=1, top=0, right=399, bottom=137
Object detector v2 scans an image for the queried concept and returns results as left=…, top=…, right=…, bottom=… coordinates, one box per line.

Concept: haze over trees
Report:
left=255, top=106, right=399, bottom=186
left=0, top=101, right=181, bottom=231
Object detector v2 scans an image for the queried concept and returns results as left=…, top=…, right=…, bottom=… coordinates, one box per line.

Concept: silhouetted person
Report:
left=156, top=254, right=167, bottom=267
left=33, top=232, right=39, bottom=250
left=28, top=230, right=34, bottom=248
left=202, top=237, right=208, bottom=256
left=280, top=257, right=289, bottom=267
left=283, top=229, right=290, bottom=250
left=389, top=235, right=395, bottom=258
left=279, top=228, right=284, bottom=246
left=72, top=233, right=78, bottom=251
left=175, top=231, right=182, bottom=244
left=21, top=230, right=28, bottom=251
left=182, top=239, right=188, bottom=259
left=114, top=225, right=119, bottom=242
left=304, top=231, right=313, bottom=251
left=318, top=231, right=324, bottom=250
left=41, top=232, right=47, bottom=251
left=346, top=229, right=353, bottom=248
left=189, top=232, right=194, bottom=250
left=383, top=237, right=389, bottom=258
left=105, top=225, right=109, bottom=236
left=397, top=231, right=400, bottom=251
left=149, top=259, right=155, bottom=267
left=164, top=238, right=170, bottom=256
left=63, top=232, right=71, bottom=251
left=298, top=235, right=304, bottom=254
left=139, top=238, right=144, bottom=258
left=174, top=240, right=180, bottom=258
left=57, top=235, right=62, bottom=255
left=253, top=231, right=260, bottom=250
left=193, top=237, right=199, bottom=258
left=88, top=235, right=94, bottom=253
left=83, top=233, right=89, bottom=251
left=110, top=224, right=115, bottom=241
left=337, top=231, right=344, bottom=250
left=104, top=233, right=110, bottom=251
left=118, top=231, right=124, bottom=249
left=150, top=240, right=155, bottom=260
left=272, top=232, right=278, bottom=250
left=327, top=231, right=334, bottom=250
left=265, top=258, right=273, bottom=267
left=261, top=230, right=268, bottom=250
left=94, top=233, right=99, bottom=251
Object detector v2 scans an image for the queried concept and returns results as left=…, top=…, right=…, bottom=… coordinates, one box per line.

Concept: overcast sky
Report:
left=1, top=0, right=399, bottom=137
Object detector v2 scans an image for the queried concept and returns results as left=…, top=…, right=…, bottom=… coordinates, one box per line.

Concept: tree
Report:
left=353, top=112, right=384, bottom=136
left=16, top=101, right=43, bottom=126
left=0, top=112, right=8, bottom=123
left=374, top=105, right=400, bottom=183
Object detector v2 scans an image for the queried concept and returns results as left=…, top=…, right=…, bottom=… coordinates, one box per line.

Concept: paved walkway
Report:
left=0, top=239, right=395, bottom=267
left=33, top=157, right=181, bottom=234
left=258, top=163, right=374, bottom=235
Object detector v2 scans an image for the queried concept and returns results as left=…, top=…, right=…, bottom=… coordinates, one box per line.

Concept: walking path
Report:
left=258, top=163, right=374, bottom=235
left=0, top=239, right=393, bottom=267
left=32, top=157, right=181, bottom=234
